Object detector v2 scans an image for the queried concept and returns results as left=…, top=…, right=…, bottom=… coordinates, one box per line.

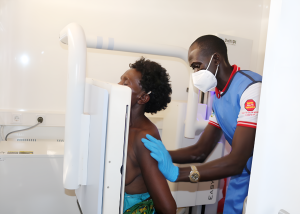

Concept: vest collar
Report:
left=215, top=64, right=240, bottom=99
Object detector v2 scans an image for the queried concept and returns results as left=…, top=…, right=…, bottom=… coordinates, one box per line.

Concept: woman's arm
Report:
left=135, top=130, right=177, bottom=214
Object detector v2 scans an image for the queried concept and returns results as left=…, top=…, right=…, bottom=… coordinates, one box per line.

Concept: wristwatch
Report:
left=189, top=166, right=200, bottom=183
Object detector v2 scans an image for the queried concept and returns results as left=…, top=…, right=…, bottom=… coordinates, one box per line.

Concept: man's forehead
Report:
left=188, top=47, right=203, bottom=64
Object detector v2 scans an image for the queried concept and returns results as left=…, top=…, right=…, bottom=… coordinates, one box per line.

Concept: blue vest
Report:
left=212, top=70, right=262, bottom=214
left=213, top=70, right=262, bottom=145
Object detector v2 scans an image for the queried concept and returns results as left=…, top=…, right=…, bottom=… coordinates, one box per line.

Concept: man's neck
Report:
left=129, top=104, right=146, bottom=127
left=216, top=63, right=233, bottom=91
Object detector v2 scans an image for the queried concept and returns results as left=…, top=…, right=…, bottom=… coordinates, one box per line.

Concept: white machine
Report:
left=75, top=79, right=131, bottom=214
left=59, top=22, right=225, bottom=214
left=59, top=23, right=133, bottom=214
left=0, top=18, right=254, bottom=213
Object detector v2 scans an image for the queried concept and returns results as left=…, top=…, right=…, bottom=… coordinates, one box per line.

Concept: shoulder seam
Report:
left=243, top=81, right=262, bottom=92
left=238, top=70, right=256, bottom=82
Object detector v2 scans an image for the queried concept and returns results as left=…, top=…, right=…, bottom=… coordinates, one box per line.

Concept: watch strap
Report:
left=191, top=165, right=197, bottom=172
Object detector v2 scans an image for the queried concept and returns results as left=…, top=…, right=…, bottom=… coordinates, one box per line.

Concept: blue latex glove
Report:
left=141, top=134, right=179, bottom=182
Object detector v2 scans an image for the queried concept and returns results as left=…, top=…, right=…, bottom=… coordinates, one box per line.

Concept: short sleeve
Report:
left=237, top=82, right=262, bottom=128
left=209, top=109, right=221, bottom=129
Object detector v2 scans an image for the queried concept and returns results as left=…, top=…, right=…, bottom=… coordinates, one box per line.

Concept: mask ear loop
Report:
left=206, top=55, right=214, bottom=71
left=215, top=64, right=219, bottom=77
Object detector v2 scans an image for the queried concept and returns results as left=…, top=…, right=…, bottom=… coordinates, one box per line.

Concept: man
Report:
left=142, top=35, right=262, bottom=214
left=119, top=57, right=176, bottom=214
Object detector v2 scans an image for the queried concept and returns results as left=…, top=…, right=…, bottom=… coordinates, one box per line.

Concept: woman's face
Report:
left=118, top=68, right=144, bottom=106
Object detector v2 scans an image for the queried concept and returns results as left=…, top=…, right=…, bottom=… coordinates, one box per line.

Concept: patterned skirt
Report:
left=124, top=198, right=155, bottom=214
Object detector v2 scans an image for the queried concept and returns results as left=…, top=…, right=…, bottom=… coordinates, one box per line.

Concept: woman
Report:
left=119, top=57, right=176, bottom=214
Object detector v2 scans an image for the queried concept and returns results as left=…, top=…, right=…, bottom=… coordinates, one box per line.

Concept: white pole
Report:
left=85, top=35, right=188, bottom=61
left=185, top=75, right=200, bottom=138
left=59, top=23, right=87, bottom=190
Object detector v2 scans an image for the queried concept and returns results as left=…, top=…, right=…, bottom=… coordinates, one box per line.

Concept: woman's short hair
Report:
left=130, top=57, right=172, bottom=114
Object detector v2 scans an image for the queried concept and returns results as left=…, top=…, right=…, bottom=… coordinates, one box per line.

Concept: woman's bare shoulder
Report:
left=133, top=123, right=159, bottom=154
left=142, top=118, right=160, bottom=138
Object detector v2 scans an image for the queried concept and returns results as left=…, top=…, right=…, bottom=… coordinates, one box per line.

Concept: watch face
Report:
left=191, top=173, right=199, bottom=181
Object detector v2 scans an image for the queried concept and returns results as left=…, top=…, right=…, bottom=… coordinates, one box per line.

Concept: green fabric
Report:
left=124, top=198, right=155, bottom=214
left=123, top=192, right=151, bottom=212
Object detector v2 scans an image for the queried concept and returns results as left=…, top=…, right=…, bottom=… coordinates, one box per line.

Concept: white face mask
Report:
left=191, top=55, right=219, bottom=93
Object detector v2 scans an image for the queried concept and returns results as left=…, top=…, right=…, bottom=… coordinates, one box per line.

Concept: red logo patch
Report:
left=244, top=99, right=256, bottom=111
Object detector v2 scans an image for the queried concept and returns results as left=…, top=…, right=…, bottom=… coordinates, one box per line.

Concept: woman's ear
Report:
left=137, top=92, right=150, bottom=105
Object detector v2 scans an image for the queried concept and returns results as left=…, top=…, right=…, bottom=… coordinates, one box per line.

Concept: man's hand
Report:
left=142, top=134, right=179, bottom=182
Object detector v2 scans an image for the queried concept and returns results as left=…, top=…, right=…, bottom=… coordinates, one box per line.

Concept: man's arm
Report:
left=170, top=123, right=223, bottom=163
left=135, top=131, right=177, bottom=214
left=142, top=126, right=255, bottom=182
left=177, top=83, right=261, bottom=181
left=176, top=126, right=255, bottom=182
left=143, top=83, right=261, bottom=182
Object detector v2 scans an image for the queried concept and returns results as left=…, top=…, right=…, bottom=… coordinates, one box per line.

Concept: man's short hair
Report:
left=191, top=35, right=229, bottom=63
left=129, top=57, right=172, bottom=114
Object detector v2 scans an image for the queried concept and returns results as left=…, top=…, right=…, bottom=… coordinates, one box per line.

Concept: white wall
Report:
left=0, top=0, right=270, bottom=112
left=247, top=0, right=300, bottom=213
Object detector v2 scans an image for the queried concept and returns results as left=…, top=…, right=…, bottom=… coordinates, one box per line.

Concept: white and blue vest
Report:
left=213, top=70, right=262, bottom=214
left=213, top=70, right=262, bottom=145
